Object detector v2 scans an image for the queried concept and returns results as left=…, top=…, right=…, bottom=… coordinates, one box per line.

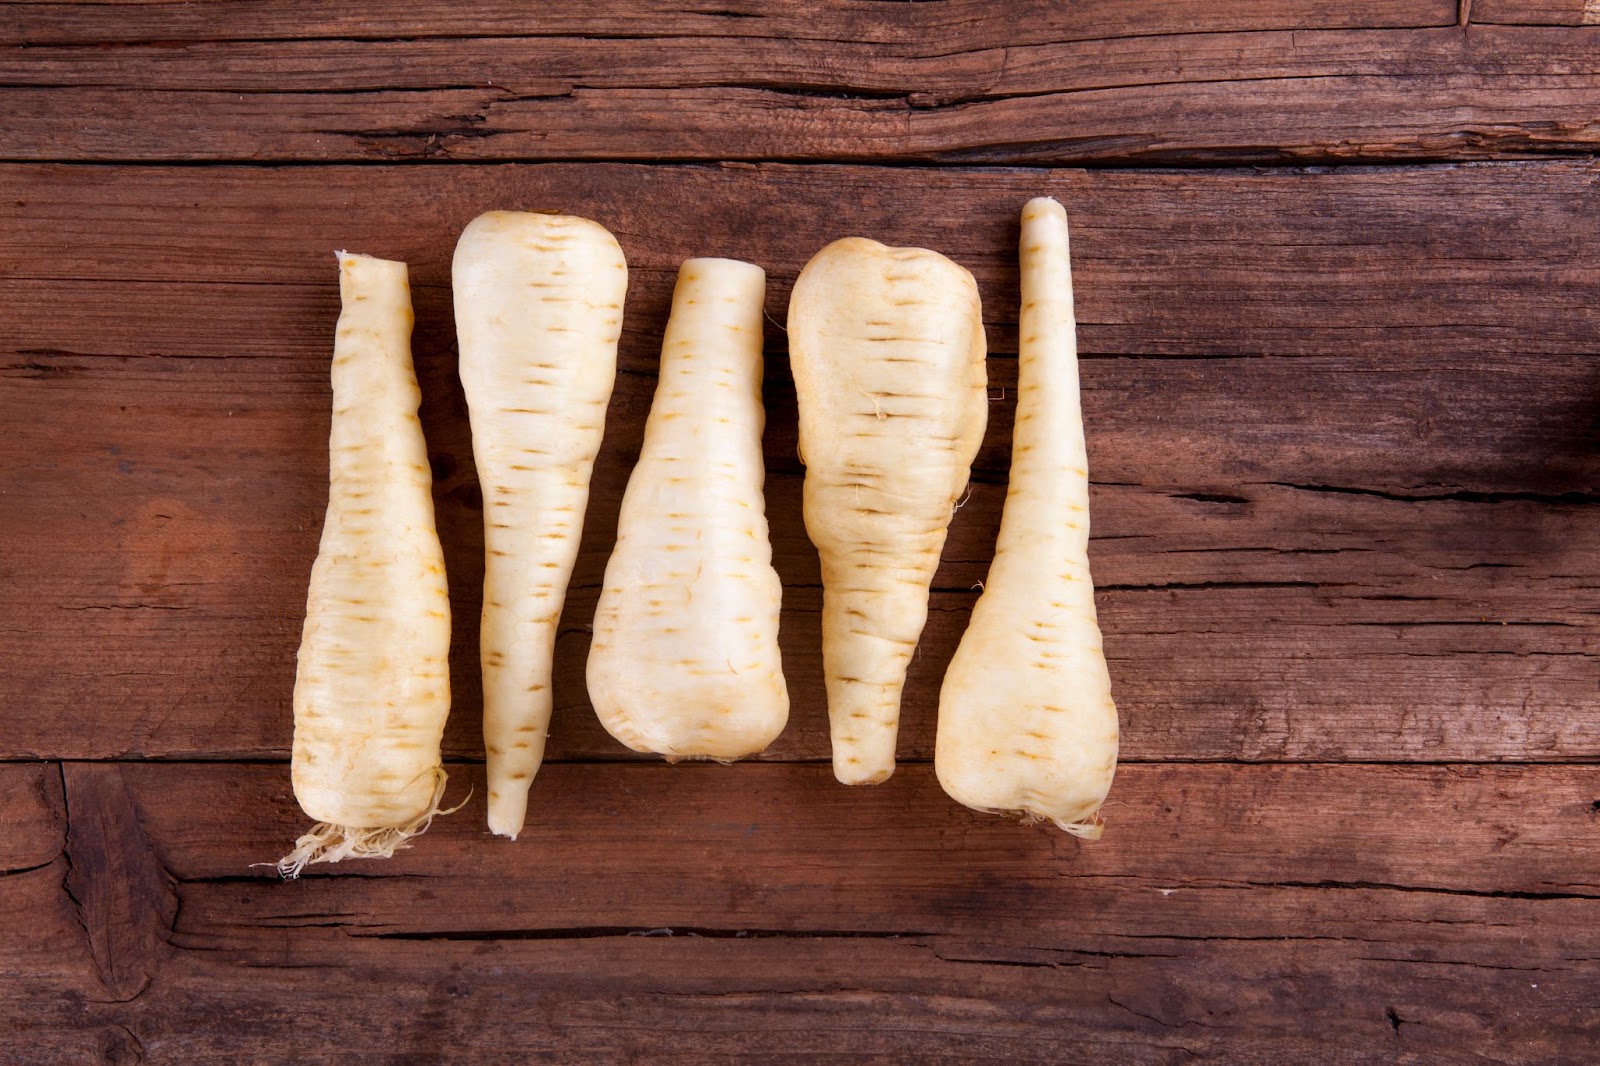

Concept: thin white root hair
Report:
left=980, top=805, right=1106, bottom=841
left=1049, top=813, right=1105, bottom=840
left=662, top=751, right=741, bottom=765
left=274, top=770, right=463, bottom=879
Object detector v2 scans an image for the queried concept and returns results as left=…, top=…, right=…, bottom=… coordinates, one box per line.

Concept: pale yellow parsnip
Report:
left=588, top=258, right=788, bottom=759
left=788, top=238, right=987, bottom=785
left=936, top=197, right=1119, bottom=837
left=282, top=252, right=453, bottom=876
left=454, top=211, right=627, bottom=840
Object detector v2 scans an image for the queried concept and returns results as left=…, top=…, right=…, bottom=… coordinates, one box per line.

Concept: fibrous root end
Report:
left=274, top=771, right=461, bottom=879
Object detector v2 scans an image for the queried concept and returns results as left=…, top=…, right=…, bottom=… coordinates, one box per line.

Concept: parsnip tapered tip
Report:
left=832, top=754, right=894, bottom=787
left=486, top=790, right=528, bottom=841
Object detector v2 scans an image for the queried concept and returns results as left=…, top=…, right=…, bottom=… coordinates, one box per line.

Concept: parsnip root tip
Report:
left=1052, top=815, right=1105, bottom=841
left=486, top=809, right=522, bottom=842
left=274, top=771, right=455, bottom=879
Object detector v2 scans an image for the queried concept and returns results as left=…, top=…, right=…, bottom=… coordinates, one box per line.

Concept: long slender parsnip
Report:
left=280, top=253, right=453, bottom=877
left=588, top=258, right=788, bottom=759
left=454, top=211, right=627, bottom=839
left=936, top=197, right=1119, bottom=837
left=789, top=238, right=987, bottom=785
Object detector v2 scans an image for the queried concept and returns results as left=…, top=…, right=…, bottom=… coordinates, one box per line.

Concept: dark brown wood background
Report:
left=3, top=2, right=1598, bottom=1061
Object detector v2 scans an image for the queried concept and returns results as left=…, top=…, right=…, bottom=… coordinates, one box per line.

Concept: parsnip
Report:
left=788, top=238, right=987, bottom=785
left=280, top=253, right=453, bottom=877
left=454, top=211, right=627, bottom=839
left=936, top=197, right=1119, bottom=837
left=588, top=258, right=788, bottom=759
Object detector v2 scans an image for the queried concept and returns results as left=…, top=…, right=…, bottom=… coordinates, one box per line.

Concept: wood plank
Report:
left=0, top=0, right=1455, bottom=46
left=1473, top=0, right=1593, bottom=23
left=3, top=934, right=1586, bottom=1063
left=2, top=761, right=1592, bottom=1061
left=139, top=761, right=1600, bottom=908
left=3, top=161, right=1597, bottom=762
left=5, top=25, right=1597, bottom=163
left=6, top=162, right=1598, bottom=362
left=6, top=424, right=1597, bottom=765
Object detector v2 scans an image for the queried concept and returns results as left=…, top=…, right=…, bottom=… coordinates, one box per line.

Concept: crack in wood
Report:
left=1270, top=482, right=1600, bottom=506
left=1229, top=878, right=1600, bottom=901
left=359, top=925, right=935, bottom=942
left=0, top=856, right=59, bottom=878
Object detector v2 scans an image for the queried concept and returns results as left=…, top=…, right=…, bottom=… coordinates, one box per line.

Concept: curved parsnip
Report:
left=936, top=197, right=1119, bottom=837
left=789, top=238, right=987, bottom=786
left=454, top=212, right=627, bottom=839
left=280, top=253, right=453, bottom=877
left=588, top=258, right=788, bottom=759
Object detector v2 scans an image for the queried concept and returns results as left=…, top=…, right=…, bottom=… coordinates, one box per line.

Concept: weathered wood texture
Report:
left=3, top=162, right=1597, bottom=765
left=5, top=6, right=1600, bottom=163
left=4, top=3, right=1599, bottom=1060
left=0, top=0, right=1462, bottom=44
left=1472, top=0, right=1597, bottom=23
left=3, top=761, right=1597, bottom=1060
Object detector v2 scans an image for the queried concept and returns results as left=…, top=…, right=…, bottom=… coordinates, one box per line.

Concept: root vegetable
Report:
left=936, top=197, right=1119, bottom=837
left=280, top=252, right=453, bottom=877
left=788, top=237, right=988, bottom=785
left=588, top=258, right=788, bottom=759
left=454, top=211, right=628, bottom=839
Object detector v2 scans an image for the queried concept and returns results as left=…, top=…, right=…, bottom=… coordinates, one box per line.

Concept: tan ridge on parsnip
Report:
left=281, top=253, right=454, bottom=877
left=588, top=258, right=789, bottom=759
left=936, top=197, right=1119, bottom=837
left=788, top=237, right=987, bottom=786
left=454, top=211, right=628, bottom=839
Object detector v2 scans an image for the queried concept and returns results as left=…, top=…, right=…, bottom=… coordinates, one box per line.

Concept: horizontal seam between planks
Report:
left=0, top=22, right=1464, bottom=50
left=4, top=152, right=1596, bottom=168
left=0, top=157, right=1589, bottom=174
left=10, top=756, right=1600, bottom=766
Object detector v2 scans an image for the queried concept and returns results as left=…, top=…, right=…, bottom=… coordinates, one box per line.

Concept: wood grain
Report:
left=5, top=6, right=1599, bottom=1057
left=0, top=0, right=1457, bottom=46
left=1473, top=0, right=1594, bottom=23
left=3, top=162, right=1596, bottom=763
left=4, top=24, right=1599, bottom=163
left=2, top=760, right=1596, bottom=1061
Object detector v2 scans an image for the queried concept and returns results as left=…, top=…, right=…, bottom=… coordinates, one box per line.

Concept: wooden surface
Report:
left=2, top=3, right=1598, bottom=1062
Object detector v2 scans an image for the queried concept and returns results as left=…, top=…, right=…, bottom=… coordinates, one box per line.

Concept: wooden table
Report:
left=3, top=3, right=1597, bottom=1060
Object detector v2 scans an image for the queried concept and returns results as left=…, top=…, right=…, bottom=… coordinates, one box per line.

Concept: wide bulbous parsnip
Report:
left=788, top=237, right=987, bottom=786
